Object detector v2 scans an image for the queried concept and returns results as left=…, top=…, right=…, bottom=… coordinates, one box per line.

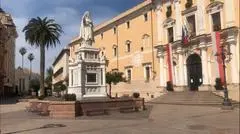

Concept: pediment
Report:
left=206, top=1, right=224, bottom=13
left=163, top=18, right=175, bottom=28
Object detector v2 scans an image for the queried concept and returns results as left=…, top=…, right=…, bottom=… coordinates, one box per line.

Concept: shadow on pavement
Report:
left=2, top=124, right=66, bottom=134
left=0, top=96, right=19, bottom=105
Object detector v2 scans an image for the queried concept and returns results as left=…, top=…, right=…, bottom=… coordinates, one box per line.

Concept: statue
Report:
left=80, top=11, right=94, bottom=43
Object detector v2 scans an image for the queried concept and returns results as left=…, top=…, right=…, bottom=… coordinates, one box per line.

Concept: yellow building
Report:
left=69, top=0, right=239, bottom=101
left=52, top=48, right=70, bottom=89
left=0, top=8, right=18, bottom=96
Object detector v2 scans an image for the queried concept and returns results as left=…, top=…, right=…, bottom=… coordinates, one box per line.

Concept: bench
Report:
left=81, top=102, right=108, bottom=116
left=118, top=100, right=136, bottom=113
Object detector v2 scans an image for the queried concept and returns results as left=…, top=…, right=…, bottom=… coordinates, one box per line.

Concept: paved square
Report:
left=0, top=101, right=239, bottom=134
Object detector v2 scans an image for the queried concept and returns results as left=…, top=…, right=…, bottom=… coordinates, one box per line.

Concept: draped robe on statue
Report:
left=79, top=11, right=94, bottom=42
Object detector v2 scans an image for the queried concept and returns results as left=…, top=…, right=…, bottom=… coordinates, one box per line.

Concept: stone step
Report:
left=149, top=91, right=239, bottom=105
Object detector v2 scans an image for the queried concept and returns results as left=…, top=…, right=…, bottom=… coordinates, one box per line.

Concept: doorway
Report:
left=186, top=53, right=203, bottom=91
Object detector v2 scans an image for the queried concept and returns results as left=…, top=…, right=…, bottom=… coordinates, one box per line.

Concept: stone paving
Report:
left=0, top=100, right=239, bottom=134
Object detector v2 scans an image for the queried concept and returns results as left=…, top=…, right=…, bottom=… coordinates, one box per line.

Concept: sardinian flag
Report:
left=166, top=43, right=174, bottom=83
left=211, top=31, right=224, bottom=83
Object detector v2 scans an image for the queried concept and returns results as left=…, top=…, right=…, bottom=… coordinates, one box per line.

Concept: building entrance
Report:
left=186, top=53, right=203, bottom=91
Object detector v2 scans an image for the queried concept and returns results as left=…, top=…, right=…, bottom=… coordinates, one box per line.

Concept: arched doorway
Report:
left=186, top=53, right=203, bottom=91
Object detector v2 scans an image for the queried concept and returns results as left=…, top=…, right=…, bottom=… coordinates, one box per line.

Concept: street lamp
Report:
left=215, top=43, right=233, bottom=109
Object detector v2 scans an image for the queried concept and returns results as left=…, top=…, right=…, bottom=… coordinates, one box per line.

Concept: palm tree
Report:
left=23, top=17, right=63, bottom=97
left=28, top=53, right=34, bottom=80
left=19, top=47, right=27, bottom=69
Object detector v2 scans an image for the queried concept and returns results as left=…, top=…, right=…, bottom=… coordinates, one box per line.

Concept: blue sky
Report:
left=1, top=0, right=142, bottom=73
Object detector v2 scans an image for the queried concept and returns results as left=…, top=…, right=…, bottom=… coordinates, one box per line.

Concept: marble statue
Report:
left=80, top=11, right=94, bottom=42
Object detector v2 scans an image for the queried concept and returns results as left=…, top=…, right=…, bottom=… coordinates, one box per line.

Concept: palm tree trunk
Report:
left=30, top=61, right=32, bottom=80
left=40, top=45, right=45, bottom=96
left=22, top=55, right=24, bottom=69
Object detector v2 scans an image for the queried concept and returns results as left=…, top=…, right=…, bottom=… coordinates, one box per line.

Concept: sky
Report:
left=1, top=0, right=143, bottom=73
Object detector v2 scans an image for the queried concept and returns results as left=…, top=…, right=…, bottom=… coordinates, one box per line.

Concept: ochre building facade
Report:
left=69, top=0, right=239, bottom=101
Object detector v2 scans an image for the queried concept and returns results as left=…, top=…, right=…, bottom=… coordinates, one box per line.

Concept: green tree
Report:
left=53, top=83, right=67, bottom=97
left=19, top=47, right=27, bottom=69
left=27, top=53, right=34, bottom=80
left=23, top=17, right=63, bottom=97
left=106, top=71, right=125, bottom=98
left=29, top=78, right=40, bottom=92
left=45, top=67, right=53, bottom=90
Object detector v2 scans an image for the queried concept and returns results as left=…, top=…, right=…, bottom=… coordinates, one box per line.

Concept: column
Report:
left=230, top=44, right=239, bottom=83
left=102, top=65, right=106, bottom=86
left=207, top=57, right=212, bottom=85
left=201, top=47, right=209, bottom=85
left=159, top=54, right=165, bottom=87
left=78, top=66, right=81, bottom=86
left=174, top=0, right=182, bottom=40
left=177, top=49, right=185, bottom=86
left=156, top=5, right=163, bottom=44
left=197, top=0, right=206, bottom=35
left=69, top=69, right=72, bottom=87
left=225, top=0, right=235, bottom=27
left=184, top=63, right=187, bottom=86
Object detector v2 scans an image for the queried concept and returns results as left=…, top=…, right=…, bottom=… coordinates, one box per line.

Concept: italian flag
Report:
left=211, top=32, right=224, bottom=84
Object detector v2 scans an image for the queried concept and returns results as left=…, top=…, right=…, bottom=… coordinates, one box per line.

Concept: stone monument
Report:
left=68, top=11, right=107, bottom=100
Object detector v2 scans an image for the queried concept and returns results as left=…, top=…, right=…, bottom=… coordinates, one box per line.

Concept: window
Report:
left=101, top=33, right=103, bottom=39
left=113, top=27, right=117, bottom=34
left=144, top=13, right=148, bottom=21
left=127, top=21, right=130, bottom=29
left=126, top=42, right=131, bottom=52
left=186, top=15, right=196, bottom=36
left=145, top=66, right=150, bottom=82
left=113, top=46, right=117, bottom=57
left=127, top=69, right=131, bottom=82
left=141, top=47, right=144, bottom=52
left=167, top=27, right=174, bottom=43
left=212, top=12, right=221, bottom=31
left=166, top=6, right=172, bottom=18
left=87, top=73, right=97, bottom=83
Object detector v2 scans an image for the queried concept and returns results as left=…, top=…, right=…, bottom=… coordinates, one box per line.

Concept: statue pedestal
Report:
left=68, top=41, right=107, bottom=100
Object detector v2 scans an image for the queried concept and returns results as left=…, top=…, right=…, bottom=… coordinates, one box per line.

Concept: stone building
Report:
left=15, top=67, right=40, bottom=94
left=52, top=48, right=70, bottom=91
left=69, top=0, right=239, bottom=101
left=0, top=8, right=18, bottom=96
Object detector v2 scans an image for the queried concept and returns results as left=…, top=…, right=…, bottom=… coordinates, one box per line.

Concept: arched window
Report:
left=125, top=40, right=131, bottom=53
left=112, top=45, right=117, bottom=57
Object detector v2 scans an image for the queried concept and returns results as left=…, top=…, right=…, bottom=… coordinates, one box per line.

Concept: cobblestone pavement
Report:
left=0, top=102, right=239, bottom=134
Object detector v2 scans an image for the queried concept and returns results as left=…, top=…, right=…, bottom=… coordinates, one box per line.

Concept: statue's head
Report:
left=84, top=11, right=90, bottom=19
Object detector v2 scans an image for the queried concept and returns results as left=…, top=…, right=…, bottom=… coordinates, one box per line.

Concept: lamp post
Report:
left=215, top=44, right=233, bottom=109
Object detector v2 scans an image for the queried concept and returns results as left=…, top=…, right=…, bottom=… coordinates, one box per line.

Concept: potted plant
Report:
left=166, top=81, right=174, bottom=91
left=133, top=92, right=140, bottom=98
left=214, top=78, right=223, bottom=90
left=63, top=94, right=76, bottom=101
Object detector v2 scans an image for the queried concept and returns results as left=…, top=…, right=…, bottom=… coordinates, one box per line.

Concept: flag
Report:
left=211, top=31, right=224, bottom=84
left=182, top=25, right=189, bottom=45
left=182, top=18, right=191, bottom=45
left=166, top=43, right=174, bottom=83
